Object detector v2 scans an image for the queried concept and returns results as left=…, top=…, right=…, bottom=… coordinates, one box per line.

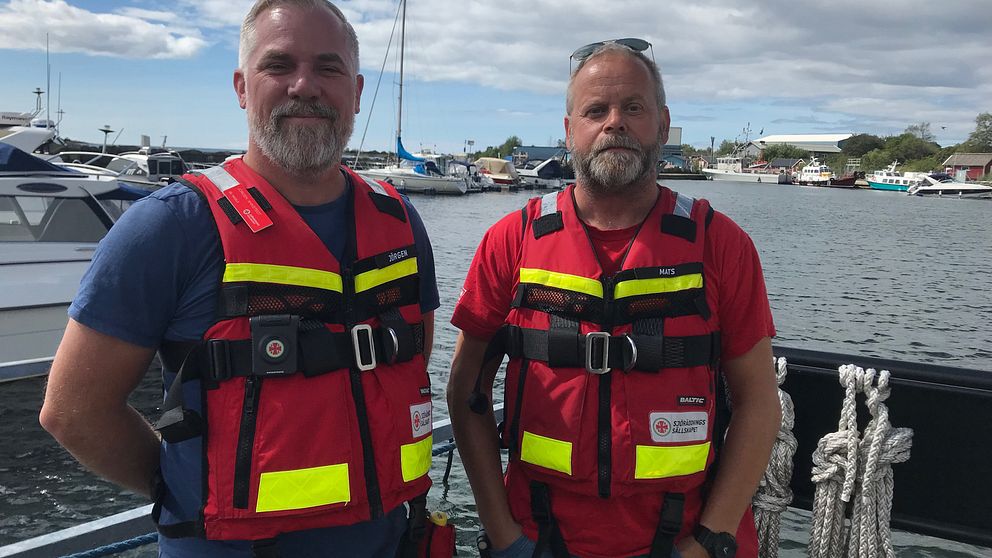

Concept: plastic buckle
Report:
left=585, top=331, right=611, bottom=374
left=207, top=339, right=232, bottom=381
left=621, top=334, right=638, bottom=372
left=250, top=314, right=299, bottom=376
left=351, top=324, right=377, bottom=371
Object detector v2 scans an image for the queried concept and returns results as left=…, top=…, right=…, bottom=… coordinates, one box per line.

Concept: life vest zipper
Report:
left=233, top=375, right=262, bottom=509
left=598, top=276, right=615, bottom=498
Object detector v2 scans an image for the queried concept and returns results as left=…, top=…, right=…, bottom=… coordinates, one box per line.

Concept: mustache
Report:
left=271, top=101, right=338, bottom=120
left=593, top=134, right=642, bottom=155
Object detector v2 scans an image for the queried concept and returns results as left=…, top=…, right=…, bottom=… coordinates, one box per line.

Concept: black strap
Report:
left=396, top=493, right=428, bottom=558
left=154, top=322, right=425, bottom=443
left=530, top=482, right=570, bottom=558
left=648, top=493, right=685, bottom=558
left=532, top=212, right=564, bottom=239
left=660, top=214, right=696, bottom=242
left=368, top=190, right=407, bottom=222
left=497, top=325, right=719, bottom=372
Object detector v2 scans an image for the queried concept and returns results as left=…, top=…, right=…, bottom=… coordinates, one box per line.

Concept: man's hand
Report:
left=677, top=536, right=710, bottom=558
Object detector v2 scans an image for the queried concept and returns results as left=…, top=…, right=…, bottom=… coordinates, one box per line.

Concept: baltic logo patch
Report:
left=649, top=411, right=708, bottom=443
left=419, top=386, right=431, bottom=397
left=678, top=396, right=707, bottom=407
left=410, top=402, right=432, bottom=438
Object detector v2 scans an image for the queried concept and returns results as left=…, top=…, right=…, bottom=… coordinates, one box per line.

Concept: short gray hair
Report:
left=566, top=43, right=666, bottom=115
left=239, top=0, right=359, bottom=72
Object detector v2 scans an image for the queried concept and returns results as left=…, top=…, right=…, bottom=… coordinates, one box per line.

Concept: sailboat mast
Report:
left=397, top=0, right=406, bottom=145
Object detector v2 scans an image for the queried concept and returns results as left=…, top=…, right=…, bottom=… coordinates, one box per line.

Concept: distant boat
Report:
left=702, top=156, right=784, bottom=183
left=795, top=157, right=834, bottom=186
left=43, top=148, right=189, bottom=187
left=474, top=157, right=521, bottom=190
left=907, top=173, right=992, bottom=199
left=866, top=161, right=927, bottom=192
left=516, top=157, right=564, bottom=190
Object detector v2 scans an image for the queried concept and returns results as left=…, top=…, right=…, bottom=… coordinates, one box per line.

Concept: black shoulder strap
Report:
left=532, top=191, right=564, bottom=239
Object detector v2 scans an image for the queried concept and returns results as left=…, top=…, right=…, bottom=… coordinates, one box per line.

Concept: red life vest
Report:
left=158, top=159, right=432, bottom=541
left=498, top=185, right=726, bottom=548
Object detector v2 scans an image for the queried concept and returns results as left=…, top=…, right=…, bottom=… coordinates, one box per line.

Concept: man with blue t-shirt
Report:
left=40, top=1, right=439, bottom=556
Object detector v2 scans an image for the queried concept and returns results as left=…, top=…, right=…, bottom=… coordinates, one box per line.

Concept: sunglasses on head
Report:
left=570, top=37, right=653, bottom=64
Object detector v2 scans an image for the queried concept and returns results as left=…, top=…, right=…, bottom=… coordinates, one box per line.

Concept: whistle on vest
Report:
left=250, top=314, right=300, bottom=376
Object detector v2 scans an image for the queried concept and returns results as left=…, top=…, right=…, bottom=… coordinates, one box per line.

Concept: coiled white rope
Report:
left=808, top=364, right=864, bottom=558
left=806, top=365, right=913, bottom=558
left=846, top=369, right=913, bottom=558
left=753, top=357, right=797, bottom=558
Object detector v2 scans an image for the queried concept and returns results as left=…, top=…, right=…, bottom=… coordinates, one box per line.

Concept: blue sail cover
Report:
left=396, top=136, right=424, bottom=162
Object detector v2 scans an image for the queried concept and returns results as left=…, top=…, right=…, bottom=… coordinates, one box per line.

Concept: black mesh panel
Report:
left=514, top=284, right=604, bottom=323
left=218, top=282, right=342, bottom=322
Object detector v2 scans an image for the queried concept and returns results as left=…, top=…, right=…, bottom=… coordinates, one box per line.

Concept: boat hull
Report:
left=701, top=169, right=785, bottom=183
left=912, top=188, right=992, bottom=199
left=361, top=169, right=468, bottom=195
left=867, top=181, right=909, bottom=192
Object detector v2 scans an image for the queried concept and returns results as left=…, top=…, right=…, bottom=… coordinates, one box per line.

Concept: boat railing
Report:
left=3, top=347, right=991, bottom=556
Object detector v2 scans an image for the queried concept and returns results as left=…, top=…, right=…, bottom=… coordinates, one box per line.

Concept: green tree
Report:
left=905, top=122, right=935, bottom=143
left=885, top=133, right=938, bottom=162
left=716, top=139, right=737, bottom=156
left=842, top=133, right=885, bottom=157
left=962, top=112, right=992, bottom=151
left=760, top=144, right=808, bottom=160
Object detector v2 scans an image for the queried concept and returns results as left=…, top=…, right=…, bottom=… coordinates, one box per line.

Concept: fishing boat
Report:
left=702, top=156, right=785, bottom=183
left=359, top=0, right=468, bottom=195
left=906, top=173, right=992, bottom=199
left=866, top=161, right=928, bottom=192
left=0, top=143, right=152, bottom=383
left=794, top=157, right=834, bottom=185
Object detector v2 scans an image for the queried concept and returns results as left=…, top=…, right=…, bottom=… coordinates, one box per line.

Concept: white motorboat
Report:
left=517, top=158, right=565, bottom=190
left=866, top=161, right=929, bottom=192
left=0, top=143, right=151, bottom=382
left=907, top=173, right=992, bottom=199
left=474, top=157, right=521, bottom=190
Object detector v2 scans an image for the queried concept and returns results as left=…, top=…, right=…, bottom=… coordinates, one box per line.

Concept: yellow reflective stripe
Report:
left=634, top=442, right=710, bottom=479
left=223, top=263, right=343, bottom=293
left=255, top=463, right=350, bottom=512
left=519, top=268, right=603, bottom=299
left=400, top=434, right=433, bottom=482
left=520, top=431, right=572, bottom=475
left=614, top=273, right=703, bottom=300
left=354, top=258, right=418, bottom=294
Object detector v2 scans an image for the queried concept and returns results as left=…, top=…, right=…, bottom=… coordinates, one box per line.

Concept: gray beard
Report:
left=248, top=100, right=352, bottom=177
left=571, top=132, right=662, bottom=196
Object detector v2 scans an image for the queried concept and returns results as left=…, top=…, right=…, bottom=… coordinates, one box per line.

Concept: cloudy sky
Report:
left=1, top=0, right=989, bottom=153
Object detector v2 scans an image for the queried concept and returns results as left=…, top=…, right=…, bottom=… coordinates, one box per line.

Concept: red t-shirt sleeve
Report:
left=707, top=209, right=777, bottom=360
left=451, top=210, right=524, bottom=340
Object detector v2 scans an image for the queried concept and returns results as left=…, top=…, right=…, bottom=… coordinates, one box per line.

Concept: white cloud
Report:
left=0, top=0, right=208, bottom=59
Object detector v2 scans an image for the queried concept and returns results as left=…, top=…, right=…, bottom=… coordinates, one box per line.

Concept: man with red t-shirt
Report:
left=447, top=39, right=781, bottom=558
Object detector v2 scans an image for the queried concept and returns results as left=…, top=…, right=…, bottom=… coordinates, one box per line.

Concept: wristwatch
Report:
left=693, top=524, right=737, bottom=558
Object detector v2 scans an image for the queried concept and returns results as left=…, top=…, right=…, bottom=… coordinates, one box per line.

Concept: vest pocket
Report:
left=618, top=367, right=713, bottom=488
left=513, top=361, right=592, bottom=484
left=206, top=371, right=359, bottom=520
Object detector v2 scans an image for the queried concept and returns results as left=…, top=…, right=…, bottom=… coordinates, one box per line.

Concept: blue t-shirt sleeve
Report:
left=402, top=195, right=440, bottom=313
left=69, top=187, right=221, bottom=347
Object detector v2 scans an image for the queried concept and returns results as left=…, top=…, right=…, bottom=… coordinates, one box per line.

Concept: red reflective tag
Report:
left=224, top=184, right=272, bottom=233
